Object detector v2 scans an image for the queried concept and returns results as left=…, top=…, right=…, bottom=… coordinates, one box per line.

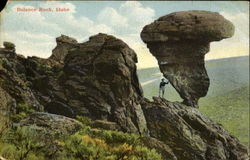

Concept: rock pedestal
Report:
left=141, top=11, right=235, bottom=107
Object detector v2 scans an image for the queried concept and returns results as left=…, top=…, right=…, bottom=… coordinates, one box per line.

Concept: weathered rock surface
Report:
left=29, top=33, right=147, bottom=134
left=20, top=112, right=83, bottom=135
left=61, top=33, right=147, bottom=134
left=0, top=87, right=15, bottom=117
left=0, top=55, right=42, bottom=114
left=0, top=35, right=147, bottom=134
left=141, top=97, right=249, bottom=160
left=141, top=11, right=235, bottom=107
left=48, top=34, right=78, bottom=64
left=140, top=136, right=177, bottom=160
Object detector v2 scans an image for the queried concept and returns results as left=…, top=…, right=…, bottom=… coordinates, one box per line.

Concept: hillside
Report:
left=138, top=56, right=249, bottom=145
left=200, top=86, right=249, bottom=145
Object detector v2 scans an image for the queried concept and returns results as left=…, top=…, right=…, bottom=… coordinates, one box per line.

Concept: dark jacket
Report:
left=159, top=81, right=169, bottom=88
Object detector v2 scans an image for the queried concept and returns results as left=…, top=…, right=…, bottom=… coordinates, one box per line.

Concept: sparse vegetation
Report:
left=0, top=117, right=162, bottom=160
left=10, top=103, right=35, bottom=123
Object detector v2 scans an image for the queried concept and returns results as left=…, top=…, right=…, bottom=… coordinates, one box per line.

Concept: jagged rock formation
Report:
left=141, top=97, right=248, bottom=160
left=48, top=34, right=78, bottom=64
left=61, top=33, right=147, bottom=133
left=25, top=33, right=147, bottom=134
left=141, top=11, right=235, bottom=107
left=0, top=54, right=42, bottom=116
left=0, top=27, right=248, bottom=159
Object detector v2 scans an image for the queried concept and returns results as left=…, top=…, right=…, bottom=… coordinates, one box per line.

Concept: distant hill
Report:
left=138, top=56, right=249, bottom=145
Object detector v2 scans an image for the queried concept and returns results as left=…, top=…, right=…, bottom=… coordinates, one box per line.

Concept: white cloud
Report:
left=120, top=1, right=155, bottom=29
left=2, top=2, right=247, bottom=68
left=1, top=30, right=55, bottom=57
left=0, top=1, right=114, bottom=58
left=1, top=1, right=156, bottom=66
left=95, top=1, right=156, bottom=68
left=205, top=11, right=249, bottom=60
left=97, top=7, right=128, bottom=28
left=97, top=1, right=155, bottom=35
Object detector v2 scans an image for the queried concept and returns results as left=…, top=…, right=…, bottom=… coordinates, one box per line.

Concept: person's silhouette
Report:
left=159, top=78, right=169, bottom=98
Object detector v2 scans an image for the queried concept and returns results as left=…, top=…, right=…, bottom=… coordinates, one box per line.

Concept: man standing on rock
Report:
left=159, top=78, right=169, bottom=98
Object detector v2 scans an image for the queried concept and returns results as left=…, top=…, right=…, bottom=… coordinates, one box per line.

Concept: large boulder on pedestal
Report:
left=141, top=11, right=235, bottom=107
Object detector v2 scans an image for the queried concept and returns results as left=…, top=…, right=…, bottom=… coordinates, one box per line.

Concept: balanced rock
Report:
left=48, top=35, right=78, bottom=64
left=141, top=11, right=235, bottom=107
left=141, top=97, right=249, bottom=160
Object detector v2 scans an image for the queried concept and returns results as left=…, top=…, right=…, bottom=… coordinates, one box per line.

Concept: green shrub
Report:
left=0, top=126, right=45, bottom=160
left=64, top=133, right=109, bottom=160
left=0, top=58, right=12, bottom=70
left=63, top=128, right=162, bottom=160
left=76, top=115, right=93, bottom=126
left=0, top=121, right=162, bottom=160
left=0, top=116, right=10, bottom=140
left=10, top=103, right=35, bottom=122
left=93, top=130, right=140, bottom=145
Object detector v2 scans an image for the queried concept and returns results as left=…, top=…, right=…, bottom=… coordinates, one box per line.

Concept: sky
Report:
left=0, top=1, right=249, bottom=68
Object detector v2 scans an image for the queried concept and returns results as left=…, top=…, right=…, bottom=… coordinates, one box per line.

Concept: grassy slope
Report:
left=200, top=86, right=249, bottom=145
left=138, top=56, right=249, bottom=146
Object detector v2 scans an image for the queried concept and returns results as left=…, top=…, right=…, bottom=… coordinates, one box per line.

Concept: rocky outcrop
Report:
left=0, top=21, right=248, bottom=159
left=0, top=42, right=16, bottom=58
left=61, top=33, right=147, bottom=134
left=48, top=35, right=78, bottom=64
left=141, top=97, right=248, bottom=160
left=141, top=11, right=235, bottom=107
left=20, top=112, right=83, bottom=135
left=30, top=33, right=147, bottom=134
left=0, top=35, right=147, bottom=134
left=0, top=55, right=42, bottom=114
left=3, top=42, right=15, bottom=52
